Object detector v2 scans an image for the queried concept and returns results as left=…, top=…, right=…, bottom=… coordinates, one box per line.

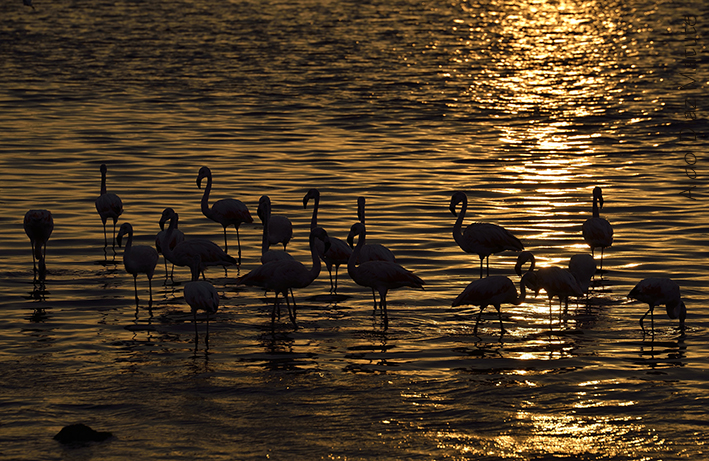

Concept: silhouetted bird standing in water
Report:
left=117, top=222, right=159, bottom=307
left=196, top=166, right=253, bottom=264
left=347, top=222, right=424, bottom=329
left=303, top=188, right=351, bottom=294
left=450, top=191, right=524, bottom=278
left=155, top=208, right=185, bottom=281
left=582, top=186, right=613, bottom=272
left=185, top=280, right=219, bottom=348
left=95, top=164, right=123, bottom=250
left=24, top=209, right=53, bottom=280
left=628, top=277, right=686, bottom=335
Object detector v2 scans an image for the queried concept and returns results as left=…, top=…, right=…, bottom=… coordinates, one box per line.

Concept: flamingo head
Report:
left=347, top=222, right=366, bottom=249
left=159, top=208, right=177, bottom=230
left=593, top=186, right=604, bottom=210
left=100, top=163, right=107, bottom=175
left=357, top=197, right=366, bottom=223
left=196, top=166, right=211, bottom=189
left=116, top=222, right=132, bottom=248
left=514, top=251, right=536, bottom=276
left=257, top=196, right=270, bottom=223
left=449, top=191, right=466, bottom=216
left=303, top=188, right=319, bottom=209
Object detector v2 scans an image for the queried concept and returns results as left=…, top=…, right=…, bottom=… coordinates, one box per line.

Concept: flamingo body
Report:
left=568, top=254, right=596, bottom=294
left=303, top=188, right=352, bottom=293
left=238, top=227, right=330, bottom=326
left=95, top=164, right=123, bottom=247
left=117, top=222, right=159, bottom=306
left=159, top=208, right=236, bottom=281
left=582, top=187, right=613, bottom=270
left=450, top=191, right=523, bottom=278
left=452, top=273, right=531, bottom=334
left=347, top=222, right=424, bottom=328
left=628, top=277, right=686, bottom=332
left=355, top=196, right=396, bottom=264
left=24, top=209, right=53, bottom=279
left=197, top=166, right=252, bottom=262
left=185, top=280, right=219, bottom=342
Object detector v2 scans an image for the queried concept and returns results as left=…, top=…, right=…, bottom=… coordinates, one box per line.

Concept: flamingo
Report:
left=95, top=164, right=123, bottom=249
left=628, top=278, right=686, bottom=334
left=237, top=227, right=330, bottom=327
left=450, top=191, right=524, bottom=278
left=155, top=208, right=185, bottom=281
left=582, top=187, right=613, bottom=272
left=116, top=222, right=159, bottom=307
left=452, top=272, right=533, bottom=335
left=24, top=209, right=53, bottom=280
left=568, top=254, right=596, bottom=295
left=196, top=166, right=253, bottom=263
left=257, top=195, right=295, bottom=264
left=515, top=251, right=583, bottom=324
left=356, top=196, right=396, bottom=264
left=303, top=188, right=352, bottom=294
left=184, top=280, right=219, bottom=346
left=347, top=222, right=424, bottom=329
left=159, top=208, right=236, bottom=281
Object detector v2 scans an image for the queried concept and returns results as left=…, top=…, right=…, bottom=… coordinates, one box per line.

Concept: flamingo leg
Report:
left=479, top=257, right=484, bottom=279
left=333, top=265, right=339, bottom=294
left=486, top=256, right=490, bottom=277
left=148, top=277, right=153, bottom=307
left=235, top=226, right=242, bottom=265
left=371, top=289, right=378, bottom=312
left=222, top=227, right=229, bottom=254
left=473, top=306, right=486, bottom=335
left=639, top=305, right=654, bottom=333
left=133, top=275, right=139, bottom=307
left=495, top=305, right=506, bottom=334
left=381, top=292, right=389, bottom=330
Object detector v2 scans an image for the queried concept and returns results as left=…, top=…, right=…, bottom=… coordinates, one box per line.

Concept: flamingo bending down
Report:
left=24, top=209, right=53, bottom=279
left=356, top=196, right=396, bottom=264
left=582, top=187, right=613, bottom=271
left=450, top=191, right=524, bottom=278
left=184, top=280, right=220, bottom=345
left=159, top=208, right=236, bottom=281
left=258, top=196, right=295, bottom=264
left=347, top=222, right=424, bottom=329
left=117, top=222, right=159, bottom=306
left=628, top=277, right=686, bottom=334
left=197, top=166, right=253, bottom=263
left=568, top=254, right=596, bottom=295
left=303, top=188, right=352, bottom=293
left=95, top=164, right=123, bottom=248
left=515, top=251, right=583, bottom=324
left=238, top=227, right=330, bottom=327
left=452, top=272, right=533, bottom=335
left=156, top=208, right=185, bottom=281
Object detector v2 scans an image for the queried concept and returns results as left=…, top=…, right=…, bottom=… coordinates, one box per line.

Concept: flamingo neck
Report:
left=309, top=196, right=319, bottom=230
left=308, top=232, right=322, bottom=280
left=261, top=202, right=271, bottom=255
left=452, top=195, right=467, bottom=245
left=200, top=174, right=213, bottom=217
left=592, top=195, right=600, bottom=218
left=357, top=198, right=365, bottom=224
left=515, top=273, right=531, bottom=305
left=162, top=215, right=178, bottom=260
left=100, top=171, right=107, bottom=196
left=348, top=228, right=366, bottom=273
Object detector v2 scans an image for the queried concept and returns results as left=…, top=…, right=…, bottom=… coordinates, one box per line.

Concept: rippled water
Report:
left=1, top=0, right=708, bottom=459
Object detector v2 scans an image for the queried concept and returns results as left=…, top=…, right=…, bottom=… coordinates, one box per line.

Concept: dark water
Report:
left=1, top=0, right=708, bottom=459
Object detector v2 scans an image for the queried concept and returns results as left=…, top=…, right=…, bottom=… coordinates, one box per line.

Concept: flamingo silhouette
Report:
left=356, top=196, right=396, bottom=264
left=303, top=188, right=351, bottom=294
left=238, top=227, right=330, bottom=328
left=515, top=251, right=583, bottom=325
left=95, top=164, right=123, bottom=249
left=347, top=222, right=424, bottom=329
left=156, top=208, right=185, bottom=281
left=196, top=166, right=253, bottom=263
left=452, top=272, right=533, bottom=335
left=159, top=208, right=236, bottom=281
left=582, top=187, right=613, bottom=272
left=628, top=277, right=686, bottom=334
left=568, top=254, right=596, bottom=296
left=450, top=191, right=523, bottom=278
left=117, top=222, right=159, bottom=307
left=257, top=195, right=295, bottom=264
left=24, top=209, right=53, bottom=280
left=184, top=280, right=219, bottom=347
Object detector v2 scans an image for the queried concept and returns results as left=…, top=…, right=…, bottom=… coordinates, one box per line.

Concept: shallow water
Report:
left=1, top=0, right=708, bottom=459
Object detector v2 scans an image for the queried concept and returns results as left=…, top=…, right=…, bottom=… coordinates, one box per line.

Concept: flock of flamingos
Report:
left=22, top=164, right=687, bottom=340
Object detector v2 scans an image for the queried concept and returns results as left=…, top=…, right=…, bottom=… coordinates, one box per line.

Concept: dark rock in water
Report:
left=53, top=423, right=112, bottom=444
